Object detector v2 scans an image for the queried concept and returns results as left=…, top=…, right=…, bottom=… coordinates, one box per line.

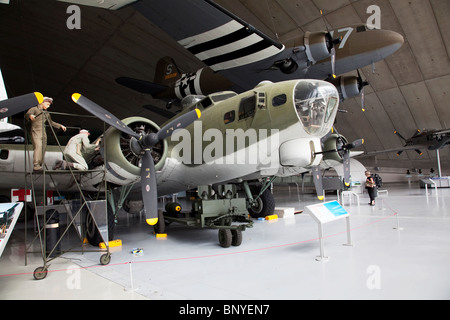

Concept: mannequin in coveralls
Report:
left=63, top=129, right=100, bottom=170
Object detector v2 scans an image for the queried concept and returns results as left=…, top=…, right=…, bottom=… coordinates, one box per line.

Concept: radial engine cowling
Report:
left=327, top=76, right=361, bottom=101
left=101, top=117, right=168, bottom=186
left=304, top=31, right=333, bottom=64
left=322, top=133, right=348, bottom=163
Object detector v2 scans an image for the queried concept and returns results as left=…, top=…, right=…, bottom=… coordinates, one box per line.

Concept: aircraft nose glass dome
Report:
left=294, top=81, right=338, bottom=136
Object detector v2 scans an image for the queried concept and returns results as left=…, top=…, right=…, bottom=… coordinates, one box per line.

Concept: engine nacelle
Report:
left=326, top=76, right=361, bottom=101
left=304, top=31, right=333, bottom=64
left=100, top=117, right=168, bottom=186
left=322, top=133, right=348, bottom=163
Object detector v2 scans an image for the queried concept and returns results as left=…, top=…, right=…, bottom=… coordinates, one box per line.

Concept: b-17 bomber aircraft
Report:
left=0, top=80, right=363, bottom=246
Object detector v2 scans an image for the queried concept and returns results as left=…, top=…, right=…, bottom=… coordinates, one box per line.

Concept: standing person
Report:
left=62, top=129, right=100, bottom=170
left=25, top=97, right=67, bottom=171
left=365, top=170, right=376, bottom=206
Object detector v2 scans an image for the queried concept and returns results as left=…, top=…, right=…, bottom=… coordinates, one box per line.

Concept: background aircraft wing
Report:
left=57, top=0, right=137, bottom=10
left=365, top=145, right=425, bottom=156
left=133, top=0, right=285, bottom=73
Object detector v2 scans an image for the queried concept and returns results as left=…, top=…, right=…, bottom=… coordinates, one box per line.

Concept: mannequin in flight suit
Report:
left=25, top=97, right=67, bottom=171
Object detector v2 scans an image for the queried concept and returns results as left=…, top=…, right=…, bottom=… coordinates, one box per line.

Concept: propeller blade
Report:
left=361, top=88, right=365, bottom=112
left=312, top=166, right=324, bottom=201
left=0, top=92, right=44, bottom=119
left=396, top=150, right=403, bottom=156
left=356, top=69, right=369, bottom=112
left=330, top=47, right=336, bottom=79
left=394, top=130, right=407, bottom=142
left=343, top=151, right=351, bottom=187
left=156, top=108, right=201, bottom=141
left=415, top=149, right=423, bottom=156
left=347, top=138, right=364, bottom=150
left=141, top=150, right=158, bottom=226
left=71, top=93, right=140, bottom=138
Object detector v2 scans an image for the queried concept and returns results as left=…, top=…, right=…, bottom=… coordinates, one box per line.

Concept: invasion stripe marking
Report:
left=187, top=27, right=254, bottom=55
left=203, top=40, right=273, bottom=67
left=208, top=45, right=283, bottom=71
left=179, top=20, right=242, bottom=49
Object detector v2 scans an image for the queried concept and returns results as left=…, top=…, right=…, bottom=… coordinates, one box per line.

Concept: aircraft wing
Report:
left=365, top=145, right=425, bottom=156
left=433, top=129, right=450, bottom=136
left=60, top=0, right=292, bottom=90
left=133, top=0, right=285, bottom=73
left=57, top=0, right=137, bottom=10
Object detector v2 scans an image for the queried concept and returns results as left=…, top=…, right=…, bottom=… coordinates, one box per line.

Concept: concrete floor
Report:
left=1, top=183, right=449, bottom=300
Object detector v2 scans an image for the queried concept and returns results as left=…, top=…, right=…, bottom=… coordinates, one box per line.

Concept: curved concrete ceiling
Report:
left=1, top=0, right=449, bottom=171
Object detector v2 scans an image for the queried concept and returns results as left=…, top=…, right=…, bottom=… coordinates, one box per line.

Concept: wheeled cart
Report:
left=155, top=185, right=253, bottom=248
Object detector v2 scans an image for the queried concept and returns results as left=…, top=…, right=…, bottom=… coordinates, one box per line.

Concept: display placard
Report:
left=306, top=200, right=349, bottom=224
left=0, top=202, right=24, bottom=257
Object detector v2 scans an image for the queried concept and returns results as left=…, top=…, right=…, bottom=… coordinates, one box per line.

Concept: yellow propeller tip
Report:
left=34, top=92, right=44, bottom=104
left=318, top=196, right=324, bottom=201
left=345, top=182, right=350, bottom=187
left=71, top=93, right=81, bottom=103
left=146, top=218, right=158, bottom=226
left=332, top=74, right=337, bottom=79
left=195, top=108, right=201, bottom=119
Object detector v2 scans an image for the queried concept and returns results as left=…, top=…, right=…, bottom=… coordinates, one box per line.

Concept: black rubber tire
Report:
left=218, top=229, right=232, bottom=248
left=231, top=229, right=242, bottom=246
left=248, top=188, right=275, bottom=218
left=153, top=210, right=166, bottom=234
left=33, top=266, right=48, bottom=280
left=86, top=201, right=115, bottom=246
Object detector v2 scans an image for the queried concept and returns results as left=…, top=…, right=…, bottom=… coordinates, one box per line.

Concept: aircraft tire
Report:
left=248, top=188, right=275, bottom=218
left=85, top=201, right=115, bottom=246
left=153, top=210, right=166, bottom=234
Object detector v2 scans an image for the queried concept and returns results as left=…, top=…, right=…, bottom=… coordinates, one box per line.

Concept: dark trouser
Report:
left=367, top=187, right=376, bottom=203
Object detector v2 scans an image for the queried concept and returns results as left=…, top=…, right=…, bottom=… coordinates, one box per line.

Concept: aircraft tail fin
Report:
left=115, top=57, right=181, bottom=97
left=153, top=56, right=182, bottom=86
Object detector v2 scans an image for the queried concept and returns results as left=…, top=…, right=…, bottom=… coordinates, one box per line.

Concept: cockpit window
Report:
left=294, top=81, right=339, bottom=136
left=272, top=94, right=287, bottom=107
left=238, top=95, right=256, bottom=120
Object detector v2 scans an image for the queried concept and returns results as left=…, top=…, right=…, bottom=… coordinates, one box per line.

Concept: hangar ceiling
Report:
left=0, top=0, right=449, bottom=172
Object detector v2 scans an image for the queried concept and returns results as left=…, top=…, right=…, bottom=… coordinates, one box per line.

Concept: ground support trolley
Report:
left=156, top=185, right=253, bottom=248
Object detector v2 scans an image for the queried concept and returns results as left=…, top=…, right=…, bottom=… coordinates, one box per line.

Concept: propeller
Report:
left=357, top=70, right=369, bottom=112
left=320, top=10, right=341, bottom=79
left=71, top=93, right=201, bottom=226
left=316, top=136, right=364, bottom=189
left=0, top=92, right=44, bottom=119
left=341, top=138, right=364, bottom=186
left=312, top=166, right=324, bottom=201
left=394, top=130, right=423, bottom=156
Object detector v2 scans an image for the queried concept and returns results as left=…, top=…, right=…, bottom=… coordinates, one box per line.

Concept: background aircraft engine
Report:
left=304, top=31, right=333, bottom=64
left=101, top=116, right=168, bottom=185
left=326, top=75, right=369, bottom=102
